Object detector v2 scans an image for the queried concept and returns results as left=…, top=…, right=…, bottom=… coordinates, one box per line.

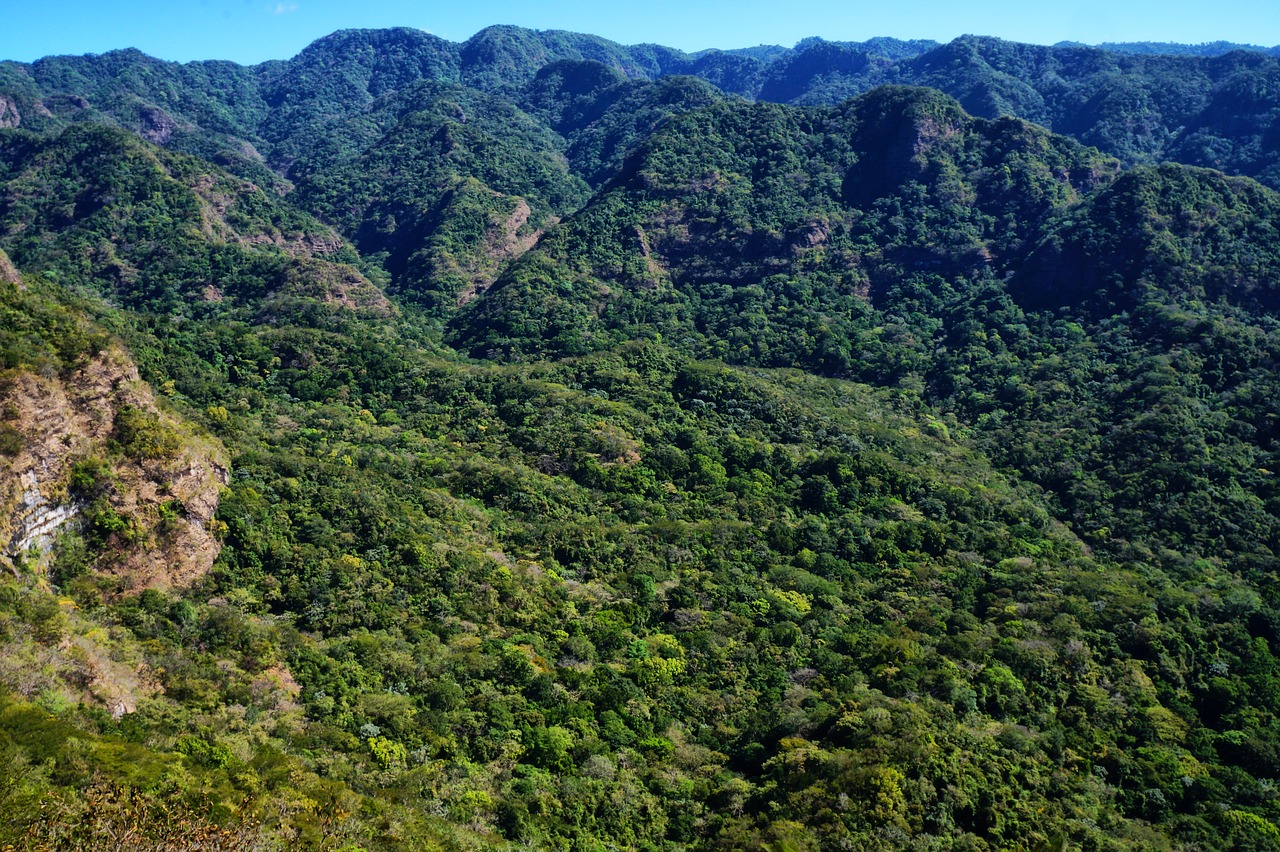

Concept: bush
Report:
left=112, top=406, right=181, bottom=461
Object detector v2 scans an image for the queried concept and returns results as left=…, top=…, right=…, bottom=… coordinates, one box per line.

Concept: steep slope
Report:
left=520, top=62, right=727, bottom=187
left=3, top=27, right=1278, bottom=194
left=290, top=81, right=589, bottom=309
left=0, top=247, right=17, bottom=283
left=1016, top=163, right=1280, bottom=314
left=0, top=123, right=379, bottom=316
left=449, top=87, right=1280, bottom=571
left=255, top=27, right=461, bottom=174
left=985, top=165, right=1280, bottom=559
left=0, top=337, right=228, bottom=591
left=448, top=86, right=1117, bottom=362
left=459, top=24, right=684, bottom=92
left=895, top=36, right=1280, bottom=185
left=0, top=48, right=279, bottom=188
left=755, top=40, right=892, bottom=104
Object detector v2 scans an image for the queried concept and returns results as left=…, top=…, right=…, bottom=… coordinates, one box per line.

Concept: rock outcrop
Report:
left=0, top=344, right=228, bottom=591
left=0, top=248, right=19, bottom=285
left=0, top=94, right=19, bottom=129
left=138, top=104, right=178, bottom=146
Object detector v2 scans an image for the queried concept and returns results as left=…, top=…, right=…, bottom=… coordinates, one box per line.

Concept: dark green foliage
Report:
left=256, top=27, right=462, bottom=173
left=757, top=40, right=885, bottom=104
left=112, top=406, right=181, bottom=461
left=0, top=276, right=109, bottom=374
left=447, top=86, right=1115, bottom=363
left=6, top=26, right=1279, bottom=193
left=1016, top=163, right=1280, bottom=313
left=458, top=25, right=691, bottom=94
left=521, top=63, right=727, bottom=187
left=1084, top=41, right=1280, bottom=57
left=895, top=38, right=1280, bottom=187
left=290, top=81, right=589, bottom=309
left=0, top=122, right=357, bottom=322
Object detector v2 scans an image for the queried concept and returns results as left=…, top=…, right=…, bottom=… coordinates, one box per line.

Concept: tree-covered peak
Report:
left=290, top=25, right=450, bottom=54
left=794, top=36, right=941, bottom=61
left=835, top=83, right=969, bottom=135
left=1078, top=40, right=1280, bottom=57
left=1017, top=163, right=1280, bottom=314
left=0, top=122, right=355, bottom=315
left=528, top=58, right=630, bottom=101
left=755, top=40, right=880, bottom=104
left=270, top=25, right=461, bottom=93
left=3, top=25, right=1279, bottom=192
left=447, top=87, right=1117, bottom=363
left=460, top=25, right=673, bottom=92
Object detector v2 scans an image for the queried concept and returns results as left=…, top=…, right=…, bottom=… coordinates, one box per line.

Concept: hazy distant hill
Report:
left=1058, top=39, right=1280, bottom=57
left=2, top=26, right=1278, bottom=189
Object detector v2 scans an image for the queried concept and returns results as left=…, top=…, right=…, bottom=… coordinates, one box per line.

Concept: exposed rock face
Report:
left=43, top=93, right=89, bottom=117
left=273, top=257, right=395, bottom=317
left=0, top=345, right=229, bottom=590
left=0, top=248, right=19, bottom=284
left=455, top=196, right=550, bottom=306
left=60, top=631, right=161, bottom=717
left=8, top=471, right=79, bottom=561
left=138, top=105, right=178, bottom=146
left=0, top=352, right=124, bottom=570
left=242, top=229, right=345, bottom=256
left=188, top=172, right=342, bottom=253
left=0, top=95, right=19, bottom=129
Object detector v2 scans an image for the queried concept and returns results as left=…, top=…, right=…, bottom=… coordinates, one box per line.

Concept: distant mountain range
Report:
left=2, top=26, right=1279, bottom=191
left=1057, top=40, right=1280, bottom=57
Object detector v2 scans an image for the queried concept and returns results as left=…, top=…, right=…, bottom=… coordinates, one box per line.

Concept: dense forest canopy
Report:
left=1, top=24, right=1280, bottom=851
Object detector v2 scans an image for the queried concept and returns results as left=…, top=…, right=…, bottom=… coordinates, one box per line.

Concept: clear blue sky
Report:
left=2, top=0, right=1278, bottom=65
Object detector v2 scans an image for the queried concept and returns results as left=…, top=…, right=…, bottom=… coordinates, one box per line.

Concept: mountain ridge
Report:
left=3, top=25, right=1278, bottom=190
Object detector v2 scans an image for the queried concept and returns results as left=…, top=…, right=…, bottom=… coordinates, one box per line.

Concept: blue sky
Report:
left=3, top=0, right=1278, bottom=65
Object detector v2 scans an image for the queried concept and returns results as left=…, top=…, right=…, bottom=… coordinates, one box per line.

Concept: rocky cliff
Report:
left=0, top=343, right=228, bottom=592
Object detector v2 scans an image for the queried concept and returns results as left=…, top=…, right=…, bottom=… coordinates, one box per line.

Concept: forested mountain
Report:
left=1064, top=41, right=1280, bottom=58
left=2, top=24, right=1280, bottom=852
left=3, top=26, right=1280, bottom=187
